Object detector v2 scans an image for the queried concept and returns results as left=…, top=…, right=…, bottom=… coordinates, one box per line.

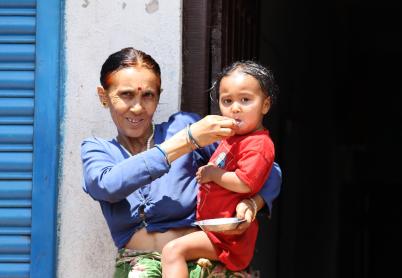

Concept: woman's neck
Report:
left=117, top=124, right=155, bottom=155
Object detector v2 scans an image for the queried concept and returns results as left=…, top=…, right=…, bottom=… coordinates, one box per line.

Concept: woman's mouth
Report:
left=126, top=117, right=143, bottom=125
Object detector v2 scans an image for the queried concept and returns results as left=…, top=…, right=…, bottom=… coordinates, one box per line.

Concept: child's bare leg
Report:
left=161, top=230, right=217, bottom=278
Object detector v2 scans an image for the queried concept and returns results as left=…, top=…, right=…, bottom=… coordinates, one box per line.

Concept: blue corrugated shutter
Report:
left=0, top=0, right=60, bottom=277
left=0, top=1, right=35, bottom=277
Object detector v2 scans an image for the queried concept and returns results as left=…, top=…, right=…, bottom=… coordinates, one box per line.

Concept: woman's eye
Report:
left=120, top=91, right=132, bottom=97
left=143, top=91, right=155, bottom=98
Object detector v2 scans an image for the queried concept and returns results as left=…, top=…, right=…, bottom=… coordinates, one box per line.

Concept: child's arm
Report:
left=196, top=164, right=251, bottom=193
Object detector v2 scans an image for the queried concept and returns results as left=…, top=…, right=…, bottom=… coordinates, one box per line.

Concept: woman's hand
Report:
left=190, top=115, right=237, bottom=147
left=159, top=115, right=237, bottom=164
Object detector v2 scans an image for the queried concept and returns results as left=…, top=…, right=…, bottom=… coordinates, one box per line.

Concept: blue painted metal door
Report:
left=0, top=0, right=61, bottom=277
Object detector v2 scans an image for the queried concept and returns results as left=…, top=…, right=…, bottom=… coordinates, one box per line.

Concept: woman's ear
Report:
left=262, top=96, right=271, bottom=115
left=97, top=86, right=108, bottom=108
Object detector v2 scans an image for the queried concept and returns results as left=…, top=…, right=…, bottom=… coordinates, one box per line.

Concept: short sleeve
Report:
left=235, top=151, right=273, bottom=195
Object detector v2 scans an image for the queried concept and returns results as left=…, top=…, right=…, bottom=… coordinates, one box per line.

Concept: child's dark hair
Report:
left=211, top=60, right=279, bottom=104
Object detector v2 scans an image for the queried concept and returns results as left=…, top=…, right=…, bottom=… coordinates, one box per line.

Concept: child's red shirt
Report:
left=196, top=129, right=275, bottom=271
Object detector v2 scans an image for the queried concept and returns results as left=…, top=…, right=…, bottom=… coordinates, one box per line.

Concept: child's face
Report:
left=219, top=70, right=270, bottom=135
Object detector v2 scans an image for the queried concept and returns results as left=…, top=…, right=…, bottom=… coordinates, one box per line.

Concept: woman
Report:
left=81, top=47, right=282, bottom=277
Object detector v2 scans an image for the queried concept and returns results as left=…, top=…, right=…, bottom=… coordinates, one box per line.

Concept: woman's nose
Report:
left=130, top=102, right=143, bottom=114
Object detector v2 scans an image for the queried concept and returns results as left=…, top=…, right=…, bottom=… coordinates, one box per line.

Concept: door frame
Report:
left=181, top=0, right=211, bottom=116
left=181, top=0, right=260, bottom=116
left=30, top=0, right=62, bottom=277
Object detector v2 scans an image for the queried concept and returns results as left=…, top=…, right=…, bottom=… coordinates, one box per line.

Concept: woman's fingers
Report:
left=210, top=116, right=237, bottom=132
left=217, top=127, right=236, bottom=137
left=190, top=115, right=237, bottom=146
left=215, top=117, right=236, bottom=126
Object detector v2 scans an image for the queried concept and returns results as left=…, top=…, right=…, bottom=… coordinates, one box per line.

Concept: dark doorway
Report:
left=257, top=1, right=402, bottom=277
left=182, top=1, right=402, bottom=277
left=182, top=0, right=261, bottom=116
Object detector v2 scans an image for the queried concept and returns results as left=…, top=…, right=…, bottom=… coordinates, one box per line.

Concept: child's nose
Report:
left=231, top=102, right=241, bottom=113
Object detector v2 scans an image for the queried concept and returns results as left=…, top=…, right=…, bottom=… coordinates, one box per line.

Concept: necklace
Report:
left=146, top=123, right=155, bottom=150
left=118, top=123, right=155, bottom=156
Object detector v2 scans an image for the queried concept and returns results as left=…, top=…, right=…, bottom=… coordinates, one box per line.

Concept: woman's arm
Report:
left=257, top=162, right=282, bottom=216
left=81, top=139, right=171, bottom=203
left=160, top=115, right=236, bottom=163
left=82, top=115, right=237, bottom=203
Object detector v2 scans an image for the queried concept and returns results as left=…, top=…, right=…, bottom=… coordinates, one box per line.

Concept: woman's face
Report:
left=98, top=66, right=160, bottom=141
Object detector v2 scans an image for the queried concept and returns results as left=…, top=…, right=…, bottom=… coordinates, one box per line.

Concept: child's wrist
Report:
left=248, top=197, right=258, bottom=222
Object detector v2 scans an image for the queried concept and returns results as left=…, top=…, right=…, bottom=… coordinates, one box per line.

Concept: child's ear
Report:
left=97, top=86, right=108, bottom=108
left=262, top=96, right=271, bottom=115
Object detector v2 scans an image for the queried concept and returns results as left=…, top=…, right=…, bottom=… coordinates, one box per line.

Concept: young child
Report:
left=161, top=61, right=278, bottom=277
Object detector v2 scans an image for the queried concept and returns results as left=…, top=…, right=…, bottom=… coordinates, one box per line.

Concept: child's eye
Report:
left=241, top=98, right=250, bottom=103
left=222, top=99, right=232, bottom=104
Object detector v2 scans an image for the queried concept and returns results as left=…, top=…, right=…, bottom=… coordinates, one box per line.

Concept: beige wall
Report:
left=58, top=0, right=182, bottom=277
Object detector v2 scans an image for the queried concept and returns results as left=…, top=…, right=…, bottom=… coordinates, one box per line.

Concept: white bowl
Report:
left=194, top=217, right=246, bottom=232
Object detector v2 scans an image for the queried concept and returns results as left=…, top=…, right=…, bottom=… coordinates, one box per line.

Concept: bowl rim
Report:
left=194, top=217, right=246, bottom=227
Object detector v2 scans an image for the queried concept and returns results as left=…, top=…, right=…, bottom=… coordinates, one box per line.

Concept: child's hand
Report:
left=220, top=198, right=254, bottom=235
left=196, top=164, right=216, bottom=183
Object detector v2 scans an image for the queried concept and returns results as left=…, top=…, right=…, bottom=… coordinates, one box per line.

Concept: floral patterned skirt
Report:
left=114, top=249, right=252, bottom=278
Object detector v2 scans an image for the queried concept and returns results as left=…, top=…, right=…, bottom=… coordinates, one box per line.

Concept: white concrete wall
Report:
left=58, top=0, right=182, bottom=277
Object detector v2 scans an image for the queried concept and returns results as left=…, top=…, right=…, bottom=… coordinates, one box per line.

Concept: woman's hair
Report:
left=211, top=60, right=279, bottom=104
left=100, top=47, right=161, bottom=92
